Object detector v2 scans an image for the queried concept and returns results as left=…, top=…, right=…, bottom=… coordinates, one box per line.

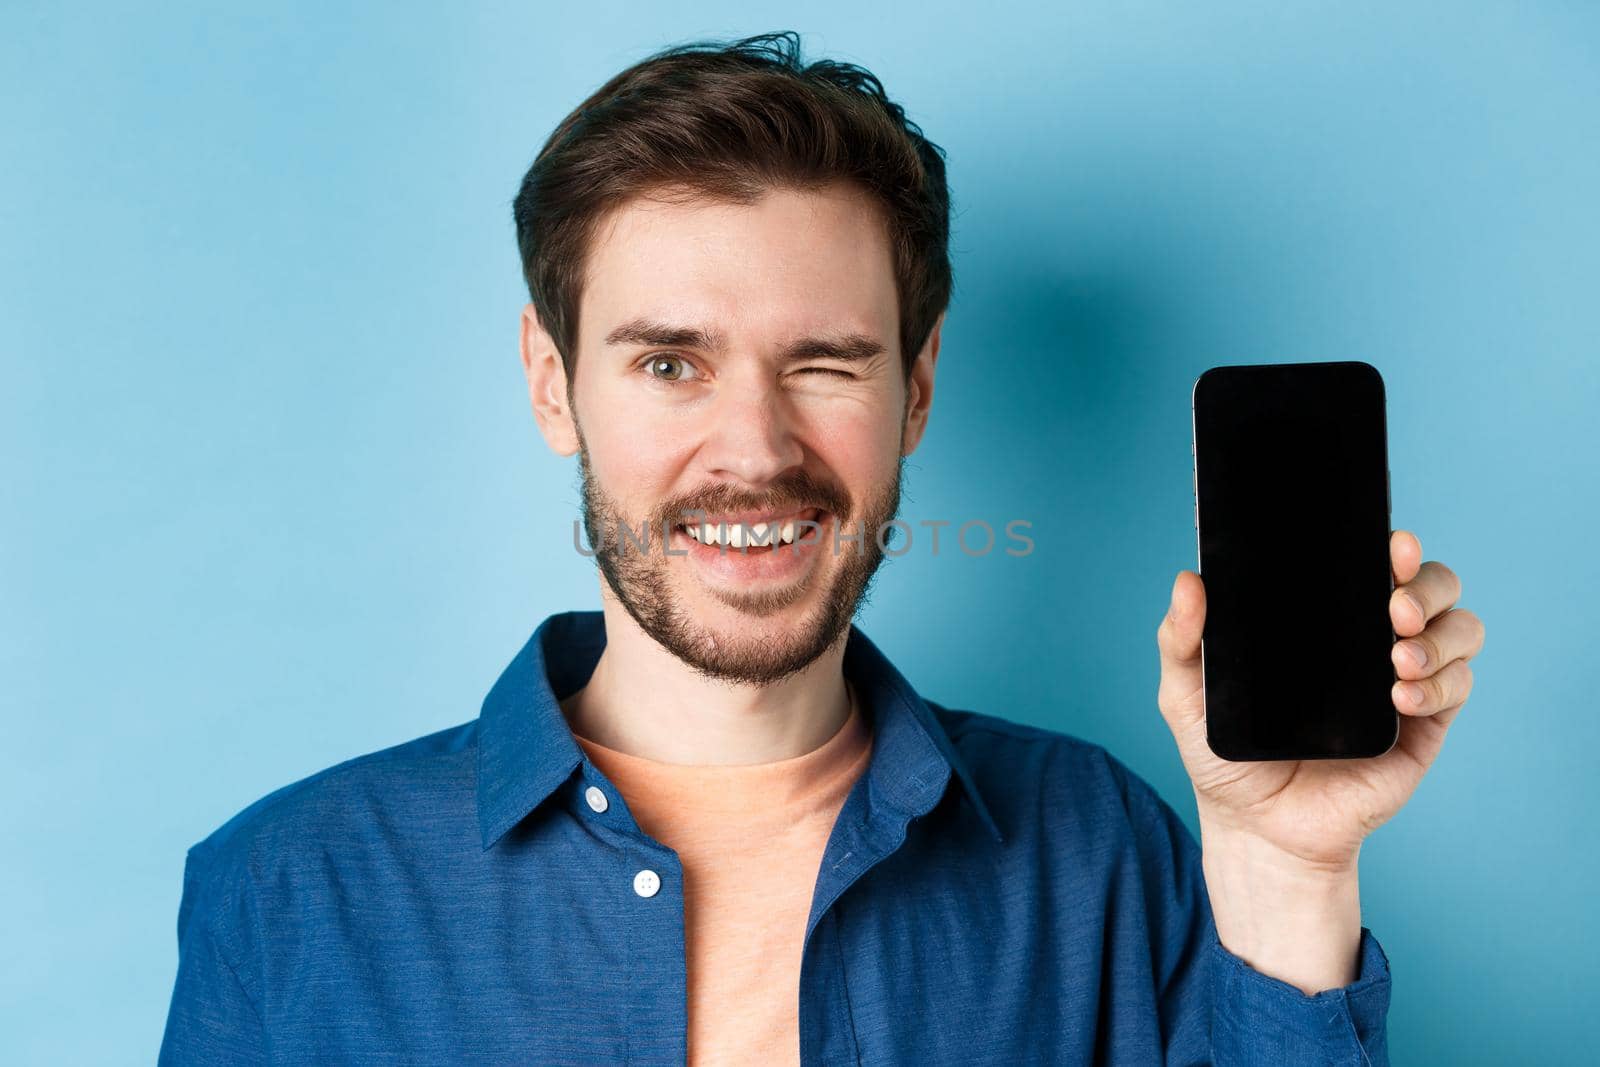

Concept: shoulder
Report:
left=182, top=719, right=479, bottom=892
left=926, top=701, right=1194, bottom=849
left=929, top=701, right=1157, bottom=809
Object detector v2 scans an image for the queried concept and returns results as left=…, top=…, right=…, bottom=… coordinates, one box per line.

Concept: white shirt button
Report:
left=633, top=869, right=661, bottom=898
left=584, top=786, right=609, bottom=813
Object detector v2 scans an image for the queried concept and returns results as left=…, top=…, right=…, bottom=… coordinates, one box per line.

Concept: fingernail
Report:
left=1404, top=592, right=1424, bottom=623
left=1401, top=641, right=1428, bottom=670
left=1400, top=682, right=1426, bottom=707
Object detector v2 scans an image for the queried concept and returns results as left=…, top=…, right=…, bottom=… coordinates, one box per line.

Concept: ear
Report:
left=900, top=311, right=944, bottom=457
left=520, top=303, right=579, bottom=456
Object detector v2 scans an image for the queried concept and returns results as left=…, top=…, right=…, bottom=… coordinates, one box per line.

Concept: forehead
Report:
left=577, top=182, right=898, bottom=349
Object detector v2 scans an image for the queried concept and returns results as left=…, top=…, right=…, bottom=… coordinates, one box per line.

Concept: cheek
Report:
left=596, top=439, right=695, bottom=511
left=807, top=406, right=902, bottom=486
left=578, top=393, right=697, bottom=507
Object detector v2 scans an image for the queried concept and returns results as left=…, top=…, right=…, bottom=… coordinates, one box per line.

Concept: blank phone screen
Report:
left=1191, top=361, right=1398, bottom=761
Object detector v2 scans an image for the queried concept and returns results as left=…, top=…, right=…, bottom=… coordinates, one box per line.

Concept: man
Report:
left=159, top=31, right=1485, bottom=1065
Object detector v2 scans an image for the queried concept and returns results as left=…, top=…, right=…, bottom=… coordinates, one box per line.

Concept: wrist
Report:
left=1199, top=818, right=1364, bottom=995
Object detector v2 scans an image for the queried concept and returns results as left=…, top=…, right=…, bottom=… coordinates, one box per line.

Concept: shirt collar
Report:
left=476, top=610, right=1004, bottom=850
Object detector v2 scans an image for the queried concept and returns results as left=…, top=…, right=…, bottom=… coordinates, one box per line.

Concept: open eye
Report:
left=643, top=353, right=698, bottom=383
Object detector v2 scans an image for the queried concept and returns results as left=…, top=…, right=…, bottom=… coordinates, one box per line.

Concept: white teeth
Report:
left=682, top=513, right=813, bottom=548
left=684, top=524, right=722, bottom=545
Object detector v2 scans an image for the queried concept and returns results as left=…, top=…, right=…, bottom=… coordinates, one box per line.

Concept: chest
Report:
left=247, top=830, right=1145, bottom=1065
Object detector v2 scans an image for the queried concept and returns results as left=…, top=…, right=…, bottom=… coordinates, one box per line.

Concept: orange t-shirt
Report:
left=570, top=687, right=873, bottom=1067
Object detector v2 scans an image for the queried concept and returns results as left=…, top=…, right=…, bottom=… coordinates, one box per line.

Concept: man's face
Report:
left=537, top=181, right=938, bottom=686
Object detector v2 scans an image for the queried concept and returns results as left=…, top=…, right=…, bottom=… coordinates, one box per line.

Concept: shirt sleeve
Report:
left=1127, top=775, right=1393, bottom=1066
left=157, top=844, right=268, bottom=1065
left=1209, top=922, right=1391, bottom=1066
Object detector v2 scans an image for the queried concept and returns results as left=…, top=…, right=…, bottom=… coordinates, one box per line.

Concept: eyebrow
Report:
left=603, top=317, right=887, bottom=363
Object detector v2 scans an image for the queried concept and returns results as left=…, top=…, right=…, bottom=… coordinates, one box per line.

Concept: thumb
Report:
left=1156, top=570, right=1208, bottom=735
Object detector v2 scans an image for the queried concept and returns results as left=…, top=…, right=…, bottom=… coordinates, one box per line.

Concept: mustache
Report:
left=648, top=472, right=851, bottom=528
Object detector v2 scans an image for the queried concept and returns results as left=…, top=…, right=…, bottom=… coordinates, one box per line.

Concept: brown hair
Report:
left=512, top=31, right=952, bottom=383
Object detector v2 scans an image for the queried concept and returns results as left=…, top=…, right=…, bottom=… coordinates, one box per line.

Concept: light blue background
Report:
left=5, top=3, right=1595, bottom=1063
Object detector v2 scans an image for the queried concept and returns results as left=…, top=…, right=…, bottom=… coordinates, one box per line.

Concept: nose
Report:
left=697, top=364, right=806, bottom=486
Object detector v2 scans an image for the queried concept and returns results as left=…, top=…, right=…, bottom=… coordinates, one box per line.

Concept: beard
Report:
left=574, top=433, right=904, bottom=687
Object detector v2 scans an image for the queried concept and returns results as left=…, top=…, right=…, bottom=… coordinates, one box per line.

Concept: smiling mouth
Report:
left=675, top=507, right=827, bottom=551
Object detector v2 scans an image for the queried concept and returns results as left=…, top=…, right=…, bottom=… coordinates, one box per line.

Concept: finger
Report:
left=1156, top=570, right=1207, bottom=732
left=1390, top=559, right=1462, bottom=636
left=1390, top=529, right=1422, bottom=587
left=1388, top=691, right=1464, bottom=776
left=1392, top=657, right=1475, bottom=717
left=1392, top=607, right=1485, bottom=680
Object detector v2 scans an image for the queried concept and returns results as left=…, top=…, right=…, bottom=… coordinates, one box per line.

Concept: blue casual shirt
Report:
left=159, top=610, right=1392, bottom=1065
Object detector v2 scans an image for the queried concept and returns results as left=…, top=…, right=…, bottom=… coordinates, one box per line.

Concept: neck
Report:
left=560, top=595, right=855, bottom=766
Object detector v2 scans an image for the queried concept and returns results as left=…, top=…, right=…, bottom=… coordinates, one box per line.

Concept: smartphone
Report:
left=1190, top=360, right=1399, bottom=761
